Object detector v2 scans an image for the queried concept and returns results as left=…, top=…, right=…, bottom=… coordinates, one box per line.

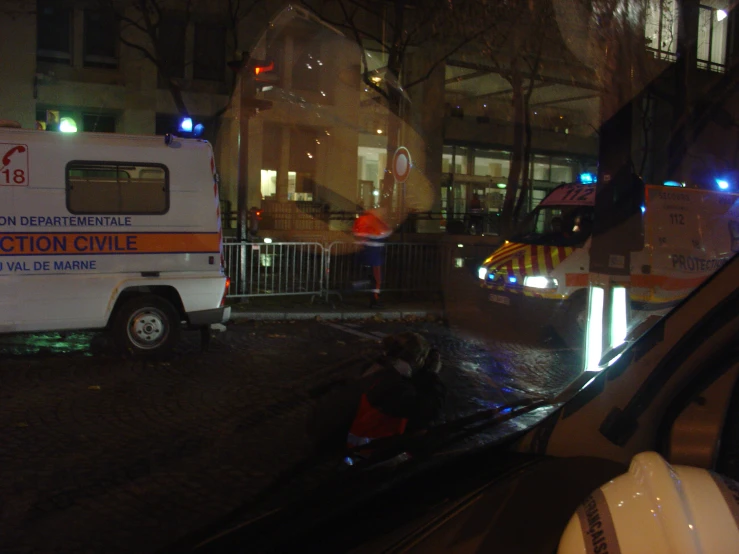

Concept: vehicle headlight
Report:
left=478, top=267, right=488, bottom=280
left=523, top=275, right=558, bottom=289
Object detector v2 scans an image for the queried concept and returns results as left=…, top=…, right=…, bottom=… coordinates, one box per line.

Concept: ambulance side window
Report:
left=66, top=161, right=169, bottom=214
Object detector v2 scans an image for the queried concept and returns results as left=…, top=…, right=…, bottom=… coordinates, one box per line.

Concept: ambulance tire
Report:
left=555, top=292, right=587, bottom=349
left=112, top=295, right=181, bottom=359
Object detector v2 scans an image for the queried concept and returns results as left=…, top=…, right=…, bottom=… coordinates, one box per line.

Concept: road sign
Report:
left=392, top=147, right=411, bottom=183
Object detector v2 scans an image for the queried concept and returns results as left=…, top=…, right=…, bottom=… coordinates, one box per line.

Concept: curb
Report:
left=229, top=308, right=444, bottom=322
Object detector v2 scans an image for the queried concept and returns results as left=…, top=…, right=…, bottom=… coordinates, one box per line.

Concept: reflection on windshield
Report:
left=6, top=1, right=739, bottom=552
left=511, top=204, right=595, bottom=246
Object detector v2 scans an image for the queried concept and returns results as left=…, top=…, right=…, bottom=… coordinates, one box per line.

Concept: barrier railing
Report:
left=223, top=240, right=498, bottom=300
left=222, top=208, right=503, bottom=235
left=324, top=242, right=446, bottom=298
left=223, top=241, right=325, bottom=298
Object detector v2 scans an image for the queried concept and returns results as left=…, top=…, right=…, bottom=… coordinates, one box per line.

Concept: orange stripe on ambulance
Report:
left=0, top=233, right=220, bottom=255
left=0, top=234, right=136, bottom=254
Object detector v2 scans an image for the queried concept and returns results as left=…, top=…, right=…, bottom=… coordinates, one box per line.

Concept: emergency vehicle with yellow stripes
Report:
left=478, top=181, right=739, bottom=343
left=0, top=124, right=230, bottom=357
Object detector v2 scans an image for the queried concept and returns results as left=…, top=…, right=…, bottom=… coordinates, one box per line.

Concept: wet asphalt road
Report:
left=0, top=279, right=583, bottom=553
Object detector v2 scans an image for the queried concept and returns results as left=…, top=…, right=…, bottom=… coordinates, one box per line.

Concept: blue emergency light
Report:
left=579, top=172, right=596, bottom=184
left=716, top=179, right=730, bottom=190
left=179, top=117, right=193, bottom=133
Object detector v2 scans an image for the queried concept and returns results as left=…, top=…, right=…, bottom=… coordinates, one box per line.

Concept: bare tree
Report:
left=300, top=0, right=485, bottom=211
left=458, top=0, right=572, bottom=234
left=225, top=0, right=265, bottom=56
left=98, top=0, right=265, bottom=116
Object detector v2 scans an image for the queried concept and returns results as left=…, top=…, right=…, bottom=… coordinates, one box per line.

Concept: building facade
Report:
left=1, top=1, right=736, bottom=234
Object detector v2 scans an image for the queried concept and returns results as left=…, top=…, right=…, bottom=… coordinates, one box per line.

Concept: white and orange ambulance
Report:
left=478, top=181, right=739, bottom=341
left=0, top=123, right=230, bottom=357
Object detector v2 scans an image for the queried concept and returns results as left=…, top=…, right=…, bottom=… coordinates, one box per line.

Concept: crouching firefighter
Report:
left=346, top=332, right=446, bottom=458
left=352, top=208, right=393, bottom=308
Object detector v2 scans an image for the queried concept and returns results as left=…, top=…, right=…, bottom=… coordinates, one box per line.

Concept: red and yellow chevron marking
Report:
left=484, top=242, right=575, bottom=282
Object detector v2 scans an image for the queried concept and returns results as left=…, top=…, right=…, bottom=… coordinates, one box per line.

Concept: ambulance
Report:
left=478, top=181, right=739, bottom=343
left=0, top=123, right=230, bottom=358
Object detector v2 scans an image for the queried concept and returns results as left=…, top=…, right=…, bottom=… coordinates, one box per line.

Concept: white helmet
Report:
left=558, top=452, right=739, bottom=554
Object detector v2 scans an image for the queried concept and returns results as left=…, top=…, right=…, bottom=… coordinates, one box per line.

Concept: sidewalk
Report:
left=227, top=292, right=445, bottom=322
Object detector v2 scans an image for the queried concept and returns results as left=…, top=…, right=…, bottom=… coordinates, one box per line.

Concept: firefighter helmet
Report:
left=558, top=451, right=739, bottom=554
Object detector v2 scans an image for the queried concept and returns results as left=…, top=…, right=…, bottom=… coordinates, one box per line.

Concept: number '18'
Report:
left=1, top=169, right=25, bottom=184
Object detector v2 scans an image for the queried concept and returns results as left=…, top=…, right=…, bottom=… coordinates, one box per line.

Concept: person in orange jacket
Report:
left=353, top=208, right=393, bottom=308
left=346, top=332, right=446, bottom=457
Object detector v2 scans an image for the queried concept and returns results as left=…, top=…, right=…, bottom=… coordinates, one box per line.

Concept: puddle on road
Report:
left=0, top=332, right=97, bottom=357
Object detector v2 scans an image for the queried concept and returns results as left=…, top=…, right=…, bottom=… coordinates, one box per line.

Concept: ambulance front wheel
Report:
left=112, top=295, right=181, bottom=359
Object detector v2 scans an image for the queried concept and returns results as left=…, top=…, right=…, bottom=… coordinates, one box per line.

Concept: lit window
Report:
left=697, top=2, right=729, bottom=73
left=645, top=0, right=679, bottom=61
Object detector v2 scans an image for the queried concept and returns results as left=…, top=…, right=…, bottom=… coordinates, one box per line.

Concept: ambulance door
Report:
left=647, top=187, right=728, bottom=307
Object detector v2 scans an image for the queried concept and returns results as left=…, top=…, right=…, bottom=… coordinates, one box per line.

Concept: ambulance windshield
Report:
left=511, top=204, right=595, bottom=246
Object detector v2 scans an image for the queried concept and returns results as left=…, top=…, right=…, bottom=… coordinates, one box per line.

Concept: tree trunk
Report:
left=667, top=0, right=699, bottom=179
left=379, top=0, right=407, bottom=217
left=513, top=98, right=533, bottom=224
left=167, top=79, right=190, bottom=116
left=500, top=65, right=524, bottom=236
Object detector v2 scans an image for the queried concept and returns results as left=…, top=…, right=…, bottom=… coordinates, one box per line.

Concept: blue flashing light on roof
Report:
left=579, top=172, right=596, bottom=184
left=664, top=180, right=682, bottom=187
left=716, top=179, right=730, bottom=190
left=179, top=117, right=193, bottom=133
left=193, top=123, right=204, bottom=137
left=508, top=276, right=517, bottom=284
left=641, top=205, right=646, bottom=214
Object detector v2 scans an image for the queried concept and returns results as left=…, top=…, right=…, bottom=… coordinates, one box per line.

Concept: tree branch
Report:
left=333, top=0, right=390, bottom=100
left=117, top=14, right=148, bottom=35
left=118, top=34, right=159, bottom=68
left=148, top=0, right=162, bottom=22
left=300, top=1, right=387, bottom=47
left=403, top=25, right=489, bottom=90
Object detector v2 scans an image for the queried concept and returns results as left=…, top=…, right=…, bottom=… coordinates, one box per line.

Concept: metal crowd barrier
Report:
left=222, top=241, right=325, bottom=298
left=223, top=240, right=499, bottom=300
left=324, top=242, right=445, bottom=297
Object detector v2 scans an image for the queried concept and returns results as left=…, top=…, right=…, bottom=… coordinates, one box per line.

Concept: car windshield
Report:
left=511, top=202, right=595, bottom=246
left=4, top=1, right=739, bottom=553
